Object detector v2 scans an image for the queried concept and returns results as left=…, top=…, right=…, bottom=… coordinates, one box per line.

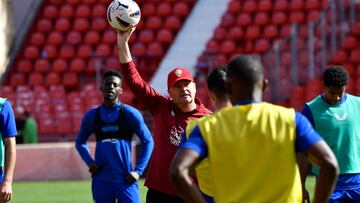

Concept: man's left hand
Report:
left=125, top=171, right=140, bottom=183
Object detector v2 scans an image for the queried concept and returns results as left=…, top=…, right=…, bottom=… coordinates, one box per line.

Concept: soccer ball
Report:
left=107, top=0, right=141, bottom=31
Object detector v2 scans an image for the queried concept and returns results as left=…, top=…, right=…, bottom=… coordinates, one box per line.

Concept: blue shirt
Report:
left=0, top=99, right=17, bottom=138
left=75, top=102, right=154, bottom=183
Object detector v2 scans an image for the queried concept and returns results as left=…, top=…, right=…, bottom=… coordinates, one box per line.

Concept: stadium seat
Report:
left=213, top=27, right=226, bottom=41
left=146, top=16, right=162, bottom=30
left=73, top=18, right=90, bottom=32
left=332, top=50, right=348, bottom=64
left=24, top=46, right=40, bottom=60
left=28, top=72, right=44, bottom=86
left=173, top=2, right=189, bottom=17
left=263, top=25, right=279, bottom=39
left=271, top=12, right=287, bottom=25
left=16, top=59, right=33, bottom=74
left=290, top=0, right=304, bottom=11
left=45, top=73, right=62, bottom=87
left=142, top=3, right=156, bottom=17
left=102, top=30, right=117, bottom=44
left=351, top=50, right=360, bottom=63
left=254, top=12, right=270, bottom=26
left=221, top=13, right=235, bottom=28
left=157, top=2, right=172, bottom=17
left=50, top=0, right=62, bottom=5
left=258, top=0, right=272, bottom=12
left=59, top=4, right=74, bottom=18
left=71, top=112, right=84, bottom=134
left=30, top=32, right=45, bottom=47
left=254, top=39, right=270, bottom=53
left=63, top=72, right=79, bottom=88
left=280, top=25, right=291, bottom=37
left=36, top=19, right=52, bottom=33
left=91, top=17, right=108, bottom=31
left=274, top=0, right=288, bottom=11
left=10, top=73, right=26, bottom=87
left=84, top=31, right=100, bottom=45
left=227, top=0, right=241, bottom=14
left=156, top=28, right=173, bottom=45
left=290, top=11, right=305, bottom=24
left=75, top=5, right=91, bottom=18
left=227, top=27, right=243, bottom=40
left=132, top=42, right=146, bottom=57
left=38, top=114, right=55, bottom=135
left=55, top=18, right=71, bottom=33
left=147, top=42, right=164, bottom=58
left=245, top=26, right=261, bottom=40
left=106, top=57, right=120, bottom=69
left=138, top=29, right=155, bottom=44
left=59, top=45, right=75, bottom=59
left=307, top=10, right=320, bottom=22
left=34, top=58, right=50, bottom=73
left=236, top=13, right=252, bottom=26
left=242, top=0, right=257, bottom=13
left=47, top=31, right=64, bottom=46
left=77, top=44, right=93, bottom=58
left=66, top=31, right=82, bottom=45
left=42, top=45, right=58, bottom=59
left=205, top=40, right=219, bottom=53
left=352, top=22, right=360, bottom=36
left=92, top=4, right=106, bottom=18
left=83, top=0, right=96, bottom=5
left=306, top=0, right=321, bottom=10
left=43, top=5, right=58, bottom=19
left=69, top=58, right=86, bottom=73
left=52, top=58, right=68, bottom=73
left=95, top=43, right=111, bottom=57
left=220, top=40, right=236, bottom=54
left=66, top=0, right=81, bottom=5
left=342, top=35, right=358, bottom=50
left=86, top=58, right=102, bottom=74
left=164, top=15, right=181, bottom=30
left=289, top=85, right=305, bottom=111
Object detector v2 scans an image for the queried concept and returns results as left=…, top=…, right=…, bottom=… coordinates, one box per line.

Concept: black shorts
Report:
left=146, top=188, right=185, bottom=203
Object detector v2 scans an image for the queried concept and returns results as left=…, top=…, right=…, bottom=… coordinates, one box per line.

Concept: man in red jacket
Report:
left=117, top=28, right=212, bottom=203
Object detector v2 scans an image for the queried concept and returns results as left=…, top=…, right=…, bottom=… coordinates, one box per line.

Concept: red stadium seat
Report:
left=142, top=3, right=156, bottom=17
left=91, top=17, right=108, bottom=31
left=24, top=46, right=40, bottom=60
left=66, top=0, right=81, bottom=5
left=55, top=18, right=71, bottom=33
left=86, top=58, right=102, bottom=74
left=70, top=58, right=86, bottom=73
left=221, top=13, right=235, bottom=27
left=47, top=31, right=64, bottom=46
left=280, top=25, right=291, bottom=37
left=55, top=112, right=73, bottom=135
left=205, top=40, right=219, bottom=53
left=36, top=19, right=52, bottom=33
left=16, top=59, right=33, bottom=74
left=220, top=40, right=236, bottom=54
left=66, top=31, right=82, bottom=45
left=28, top=72, right=44, bottom=86
left=254, top=12, right=270, bottom=26
left=83, top=0, right=96, bottom=5
left=263, top=25, right=279, bottom=39
left=227, top=27, right=243, bottom=40
left=299, top=26, right=309, bottom=38
left=157, top=2, right=172, bottom=17
left=213, top=27, right=226, bottom=41
left=42, top=45, right=58, bottom=59
left=258, top=0, right=272, bottom=12
left=342, top=35, right=358, bottom=50
left=242, top=0, right=257, bottom=13
left=147, top=42, right=164, bottom=58
left=43, top=5, right=58, bottom=19
left=272, top=11, right=287, bottom=25
left=173, top=2, right=189, bottom=17
left=50, top=0, right=62, bottom=5
left=52, top=58, right=68, bottom=73
left=63, top=72, right=79, bottom=88
left=350, top=50, right=360, bottom=63
left=95, top=43, right=111, bottom=57
left=254, top=39, right=270, bottom=53
left=59, top=4, right=74, bottom=18
left=138, top=29, right=155, bottom=44
left=92, top=4, right=106, bottom=18
left=306, top=0, right=321, bottom=10
left=236, top=13, right=252, bottom=26
left=132, top=42, right=146, bottom=57
left=307, top=10, right=320, bottom=22
left=290, top=0, right=304, bottom=11
left=84, top=31, right=100, bottom=45
left=10, top=73, right=26, bottom=87
left=45, top=73, right=61, bottom=86
left=352, top=22, right=360, bottom=36
left=164, top=15, right=181, bottom=30
left=245, top=25, right=261, bottom=40
left=38, top=114, right=55, bottom=135
left=77, top=44, right=93, bottom=58
left=30, top=32, right=45, bottom=47
left=34, top=59, right=50, bottom=73
left=102, top=30, right=117, bottom=44
left=73, top=18, right=90, bottom=32
left=227, top=0, right=241, bottom=14
left=274, top=0, right=288, bottom=11
left=290, top=11, right=305, bottom=24
left=106, top=57, right=120, bottom=69
left=59, top=45, right=75, bottom=59
left=75, top=5, right=91, bottom=18
left=146, top=16, right=162, bottom=30
left=156, top=28, right=173, bottom=44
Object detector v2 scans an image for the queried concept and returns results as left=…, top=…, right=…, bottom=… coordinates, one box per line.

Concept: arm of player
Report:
left=0, top=137, right=16, bottom=202
left=306, top=141, right=338, bottom=203
left=170, top=149, right=207, bottom=203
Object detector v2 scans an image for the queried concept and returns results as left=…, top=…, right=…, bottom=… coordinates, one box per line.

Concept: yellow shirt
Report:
left=198, top=102, right=302, bottom=203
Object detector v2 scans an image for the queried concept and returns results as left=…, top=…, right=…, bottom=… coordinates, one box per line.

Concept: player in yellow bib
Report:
left=170, top=55, right=339, bottom=203
left=182, top=65, right=231, bottom=202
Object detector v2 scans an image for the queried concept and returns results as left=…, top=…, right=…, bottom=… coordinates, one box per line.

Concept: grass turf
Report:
left=12, top=176, right=315, bottom=202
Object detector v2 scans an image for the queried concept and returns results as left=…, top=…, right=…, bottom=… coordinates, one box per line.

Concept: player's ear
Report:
left=262, top=78, right=268, bottom=92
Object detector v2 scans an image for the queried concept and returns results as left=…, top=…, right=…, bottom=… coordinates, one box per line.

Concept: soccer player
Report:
left=117, top=28, right=212, bottom=203
left=182, top=65, right=231, bottom=203
left=0, top=97, right=17, bottom=202
left=75, top=70, right=154, bottom=203
left=170, top=55, right=339, bottom=203
left=300, top=65, right=360, bottom=202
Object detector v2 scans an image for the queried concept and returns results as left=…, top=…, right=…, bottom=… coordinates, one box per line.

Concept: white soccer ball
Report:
left=107, top=0, right=141, bottom=31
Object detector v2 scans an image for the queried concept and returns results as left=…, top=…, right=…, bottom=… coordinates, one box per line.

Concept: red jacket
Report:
left=120, top=61, right=212, bottom=196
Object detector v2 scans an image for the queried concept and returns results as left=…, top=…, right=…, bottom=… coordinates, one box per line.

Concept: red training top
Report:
left=120, top=61, right=212, bottom=196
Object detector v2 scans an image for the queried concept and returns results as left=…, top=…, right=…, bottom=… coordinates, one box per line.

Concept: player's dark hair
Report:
left=207, top=65, right=228, bottom=99
left=103, top=69, right=122, bottom=80
left=323, top=65, right=349, bottom=87
left=227, top=55, right=263, bottom=85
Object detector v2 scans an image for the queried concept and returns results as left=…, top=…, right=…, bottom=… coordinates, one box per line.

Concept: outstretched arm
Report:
left=170, top=149, right=207, bottom=203
left=305, top=141, right=338, bottom=203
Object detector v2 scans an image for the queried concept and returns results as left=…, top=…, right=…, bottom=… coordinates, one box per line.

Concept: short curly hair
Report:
left=323, top=65, right=349, bottom=87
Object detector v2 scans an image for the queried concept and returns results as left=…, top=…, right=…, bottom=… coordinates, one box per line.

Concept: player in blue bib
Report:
left=301, top=66, right=360, bottom=203
left=76, top=70, right=154, bottom=203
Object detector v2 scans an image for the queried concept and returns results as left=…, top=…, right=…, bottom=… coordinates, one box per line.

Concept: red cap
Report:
left=167, top=67, right=194, bottom=88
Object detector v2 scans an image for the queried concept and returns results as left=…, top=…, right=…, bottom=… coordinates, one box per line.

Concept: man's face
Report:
left=101, top=76, right=122, bottom=102
left=323, top=85, right=346, bottom=105
left=168, top=80, right=196, bottom=106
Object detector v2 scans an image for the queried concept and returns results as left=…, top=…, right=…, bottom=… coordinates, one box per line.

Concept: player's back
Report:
left=199, top=102, right=302, bottom=203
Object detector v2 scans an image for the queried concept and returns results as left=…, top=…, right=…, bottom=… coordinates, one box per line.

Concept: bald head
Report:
left=226, top=55, right=266, bottom=103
